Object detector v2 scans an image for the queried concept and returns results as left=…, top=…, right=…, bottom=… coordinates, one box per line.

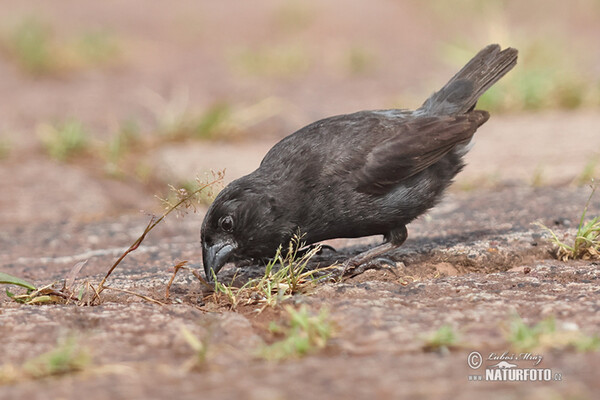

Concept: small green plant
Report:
left=0, top=17, right=55, bottom=75
left=1, top=271, right=36, bottom=291
left=142, top=89, right=233, bottom=140
left=260, top=305, right=334, bottom=360
left=212, top=274, right=242, bottom=309
left=508, top=316, right=556, bottom=352
left=441, top=40, right=599, bottom=112
left=2, top=260, right=89, bottom=305
left=194, top=103, right=232, bottom=140
left=212, top=234, right=334, bottom=311
left=0, top=17, right=122, bottom=75
left=508, top=315, right=599, bottom=352
left=0, top=138, right=11, bottom=159
left=38, top=119, right=89, bottom=161
left=103, top=120, right=141, bottom=177
left=1, top=271, right=56, bottom=304
left=23, top=337, right=91, bottom=378
left=180, top=325, right=209, bottom=371
left=0, top=336, right=90, bottom=384
left=536, top=183, right=600, bottom=261
left=423, top=324, right=459, bottom=352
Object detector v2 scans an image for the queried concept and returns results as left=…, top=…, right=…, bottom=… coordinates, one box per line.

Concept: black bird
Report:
left=202, top=44, right=518, bottom=278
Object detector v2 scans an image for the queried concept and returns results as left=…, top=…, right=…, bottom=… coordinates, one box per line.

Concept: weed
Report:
left=508, top=315, right=599, bottom=352
left=423, top=324, right=459, bottom=352
left=194, top=103, right=232, bottom=140
left=142, top=88, right=235, bottom=140
left=0, top=138, right=11, bottom=159
left=2, top=261, right=91, bottom=305
left=536, top=183, right=600, bottom=261
left=165, top=179, right=217, bottom=207
left=211, top=234, right=335, bottom=311
left=94, top=171, right=225, bottom=298
left=0, top=17, right=121, bottom=76
left=103, top=120, right=141, bottom=177
left=260, top=305, right=334, bottom=360
left=180, top=326, right=209, bottom=371
left=0, top=17, right=55, bottom=75
left=38, top=119, right=89, bottom=162
left=441, top=39, right=598, bottom=112
left=23, top=336, right=91, bottom=378
left=213, top=273, right=242, bottom=309
left=1, top=337, right=91, bottom=385
left=0, top=271, right=36, bottom=291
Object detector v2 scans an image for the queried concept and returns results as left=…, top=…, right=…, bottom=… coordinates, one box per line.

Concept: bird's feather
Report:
left=355, top=111, right=489, bottom=195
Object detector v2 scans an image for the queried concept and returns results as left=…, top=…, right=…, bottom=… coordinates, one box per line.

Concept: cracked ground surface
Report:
left=1, top=1, right=600, bottom=399
left=1, top=186, right=600, bottom=400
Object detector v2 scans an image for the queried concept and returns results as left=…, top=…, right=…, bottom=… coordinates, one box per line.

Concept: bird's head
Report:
left=201, top=177, right=294, bottom=280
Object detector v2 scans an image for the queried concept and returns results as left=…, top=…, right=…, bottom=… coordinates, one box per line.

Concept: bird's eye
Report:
left=218, top=215, right=234, bottom=232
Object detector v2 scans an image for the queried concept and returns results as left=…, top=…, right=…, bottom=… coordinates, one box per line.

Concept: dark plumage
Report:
left=201, top=44, right=518, bottom=278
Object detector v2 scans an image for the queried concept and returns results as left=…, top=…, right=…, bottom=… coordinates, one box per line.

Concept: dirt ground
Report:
left=1, top=1, right=600, bottom=399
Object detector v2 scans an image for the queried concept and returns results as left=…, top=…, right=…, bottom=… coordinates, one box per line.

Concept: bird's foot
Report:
left=341, top=256, right=400, bottom=278
left=337, top=241, right=400, bottom=279
left=335, top=226, right=407, bottom=279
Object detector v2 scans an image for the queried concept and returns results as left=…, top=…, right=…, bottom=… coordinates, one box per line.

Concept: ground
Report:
left=1, top=1, right=600, bottom=399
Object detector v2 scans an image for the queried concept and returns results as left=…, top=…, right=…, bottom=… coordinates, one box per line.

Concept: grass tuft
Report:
left=508, top=315, right=599, bottom=352
left=180, top=325, right=209, bottom=371
left=0, top=138, right=11, bottom=160
left=441, top=39, right=599, bottom=112
left=536, top=183, right=600, bottom=261
left=212, top=234, right=335, bottom=311
left=260, top=305, right=334, bottom=360
left=422, top=324, right=459, bottom=353
left=24, top=337, right=91, bottom=378
left=0, top=16, right=121, bottom=76
left=0, top=17, right=54, bottom=75
left=38, top=119, right=89, bottom=162
left=1, top=336, right=90, bottom=384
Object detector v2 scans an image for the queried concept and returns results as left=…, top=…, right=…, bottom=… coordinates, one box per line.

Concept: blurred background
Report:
left=0, top=0, right=599, bottom=224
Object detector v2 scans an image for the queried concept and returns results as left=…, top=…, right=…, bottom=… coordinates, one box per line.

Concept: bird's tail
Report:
left=419, top=44, right=518, bottom=115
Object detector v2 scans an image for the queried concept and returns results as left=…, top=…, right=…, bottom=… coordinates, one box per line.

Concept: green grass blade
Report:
left=0, top=272, right=36, bottom=291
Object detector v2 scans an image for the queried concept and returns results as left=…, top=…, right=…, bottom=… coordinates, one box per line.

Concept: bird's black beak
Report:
left=203, top=240, right=236, bottom=281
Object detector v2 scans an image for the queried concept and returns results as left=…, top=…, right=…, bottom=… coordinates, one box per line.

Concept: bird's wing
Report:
left=355, top=111, right=488, bottom=195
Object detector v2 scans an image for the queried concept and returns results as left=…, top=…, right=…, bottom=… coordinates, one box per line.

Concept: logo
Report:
left=467, top=351, right=563, bottom=382
left=488, top=361, right=517, bottom=369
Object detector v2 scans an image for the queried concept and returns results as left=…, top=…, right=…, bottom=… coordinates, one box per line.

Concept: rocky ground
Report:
left=1, top=184, right=599, bottom=400
left=1, top=1, right=600, bottom=399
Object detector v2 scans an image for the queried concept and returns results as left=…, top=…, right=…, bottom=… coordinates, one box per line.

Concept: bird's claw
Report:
left=340, top=257, right=400, bottom=278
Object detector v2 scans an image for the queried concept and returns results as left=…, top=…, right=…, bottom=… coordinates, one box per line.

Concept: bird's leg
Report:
left=341, top=225, right=407, bottom=277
